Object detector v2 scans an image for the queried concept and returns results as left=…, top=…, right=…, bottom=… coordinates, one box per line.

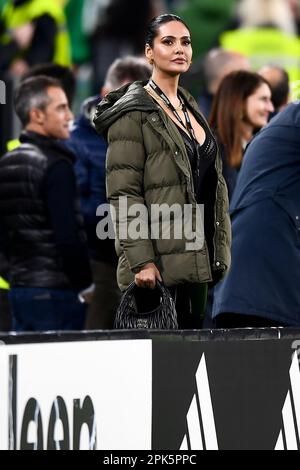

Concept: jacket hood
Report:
left=74, top=95, right=100, bottom=130
left=93, top=81, right=199, bottom=137
left=93, top=81, right=156, bottom=137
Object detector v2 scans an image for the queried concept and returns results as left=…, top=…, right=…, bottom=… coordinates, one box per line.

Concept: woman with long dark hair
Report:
left=94, top=14, right=231, bottom=328
left=209, top=70, right=274, bottom=198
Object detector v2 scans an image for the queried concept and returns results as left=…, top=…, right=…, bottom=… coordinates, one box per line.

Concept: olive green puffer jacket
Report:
left=94, top=81, right=231, bottom=291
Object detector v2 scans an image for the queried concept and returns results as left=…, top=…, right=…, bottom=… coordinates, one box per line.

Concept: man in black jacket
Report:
left=0, top=76, right=93, bottom=331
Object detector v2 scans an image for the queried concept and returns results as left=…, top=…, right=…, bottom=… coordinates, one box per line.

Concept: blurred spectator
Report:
left=220, top=0, right=300, bottom=84
left=213, top=101, right=300, bottom=327
left=65, top=56, right=152, bottom=330
left=0, top=76, right=93, bottom=331
left=209, top=70, right=273, bottom=198
left=258, top=65, right=290, bottom=116
left=4, top=63, right=76, bottom=152
left=198, top=47, right=250, bottom=118
left=83, top=0, right=165, bottom=91
left=0, top=0, right=71, bottom=78
left=203, top=70, right=273, bottom=329
left=23, top=63, right=76, bottom=108
left=236, top=0, right=297, bottom=33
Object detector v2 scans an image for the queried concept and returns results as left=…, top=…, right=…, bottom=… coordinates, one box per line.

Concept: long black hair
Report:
left=145, top=14, right=190, bottom=47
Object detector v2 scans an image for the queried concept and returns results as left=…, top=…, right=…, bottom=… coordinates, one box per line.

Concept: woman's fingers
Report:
left=135, top=274, right=156, bottom=289
left=134, top=263, right=162, bottom=288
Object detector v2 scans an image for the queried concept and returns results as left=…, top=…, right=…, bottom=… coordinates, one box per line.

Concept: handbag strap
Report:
left=125, top=279, right=165, bottom=295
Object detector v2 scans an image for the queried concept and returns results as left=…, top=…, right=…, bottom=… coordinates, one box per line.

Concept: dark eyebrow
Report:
left=56, top=102, right=68, bottom=109
left=161, top=35, right=191, bottom=40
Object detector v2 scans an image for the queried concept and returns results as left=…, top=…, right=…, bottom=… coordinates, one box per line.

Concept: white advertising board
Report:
left=0, top=339, right=152, bottom=450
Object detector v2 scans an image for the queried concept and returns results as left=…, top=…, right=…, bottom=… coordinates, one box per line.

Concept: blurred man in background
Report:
left=0, top=76, right=92, bottom=331
left=198, top=48, right=250, bottom=117
left=66, top=56, right=152, bottom=329
left=0, top=0, right=71, bottom=77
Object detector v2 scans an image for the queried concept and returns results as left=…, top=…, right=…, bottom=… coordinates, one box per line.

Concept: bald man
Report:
left=198, top=48, right=251, bottom=117
left=258, top=65, right=290, bottom=115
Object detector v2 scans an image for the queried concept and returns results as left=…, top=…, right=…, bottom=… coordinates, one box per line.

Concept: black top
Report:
left=176, top=123, right=217, bottom=203
left=177, top=120, right=218, bottom=270
left=0, top=14, right=56, bottom=73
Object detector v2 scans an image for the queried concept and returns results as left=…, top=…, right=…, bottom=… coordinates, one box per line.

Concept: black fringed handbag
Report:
left=114, top=281, right=178, bottom=329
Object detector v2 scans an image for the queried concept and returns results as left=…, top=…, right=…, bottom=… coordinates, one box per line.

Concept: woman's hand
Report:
left=135, top=262, right=162, bottom=289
